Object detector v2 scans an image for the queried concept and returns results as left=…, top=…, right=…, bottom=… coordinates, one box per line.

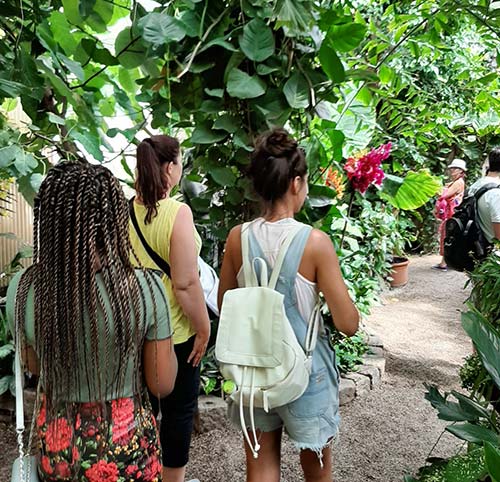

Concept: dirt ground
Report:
left=0, top=255, right=472, bottom=481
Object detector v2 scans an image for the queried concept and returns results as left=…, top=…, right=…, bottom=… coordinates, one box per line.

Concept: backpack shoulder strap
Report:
left=241, top=222, right=258, bottom=287
left=268, top=225, right=306, bottom=290
left=129, top=197, right=172, bottom=278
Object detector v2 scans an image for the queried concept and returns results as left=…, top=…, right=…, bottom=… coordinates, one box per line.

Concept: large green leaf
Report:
left=239, top=18, right=275, bottom=62
left=226, top=69, right=266, bottom=99
left=115, top=27, right=147, bottom=68
left=326, top=85, right=376, bottom=156
left=139, top=12, right=186, bottom=46
left=484, top=442, right=500, bottom=482
left=14, top=152, right=38, bottom=177
left=210, top=167, right=236, bottom=187
left=0, top=79, right=25, bottom=98
left=318, top=43, right=345, bottom=83
left=462, top=310, right=500, bottom=389
left=0, top=145, right=22, bottom=168
left=382, top=170, right=441, bottom=210
left=446, top=422, right=499, bottom=445
left=444, top=447, right=487, bottom=482
left=424, top=385, right=481, bottom=422
left=191, top=125, right=227, bottom=144
left=274, top=0, right=312, bottom=32
left=71, top=131, right=104, bottom=161
left=283, top=73, right=309, bottom=109
left=325, top=22, right=367, bottom=52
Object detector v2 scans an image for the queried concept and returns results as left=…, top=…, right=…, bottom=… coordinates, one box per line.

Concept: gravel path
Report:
left=186, top=255, right=472, bottom=482
left=0, top=255, right=472, bottom=482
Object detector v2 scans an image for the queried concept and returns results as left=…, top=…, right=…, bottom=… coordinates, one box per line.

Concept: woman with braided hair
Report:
left=130, top=135, right=210, bottom=482
left=6, top=161, right=177, bottom=481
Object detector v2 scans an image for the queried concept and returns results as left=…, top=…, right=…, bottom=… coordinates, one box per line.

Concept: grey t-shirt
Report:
left=6, top=268, right=172, bottom=402
left=468, top=176, right=500, bottom=243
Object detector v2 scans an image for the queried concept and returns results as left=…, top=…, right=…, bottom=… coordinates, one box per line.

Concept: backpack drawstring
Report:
left=239, top=366, right=260, bottom=458
left=249, top=368, right=260, bottom=454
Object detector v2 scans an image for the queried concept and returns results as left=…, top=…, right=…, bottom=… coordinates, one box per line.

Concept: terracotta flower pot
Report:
left=390, top=256, right=409, bottom=288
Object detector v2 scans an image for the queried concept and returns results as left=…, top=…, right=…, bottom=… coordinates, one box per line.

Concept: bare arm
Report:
left=217, top=226, right=242, bottom=310
left=169, top=204, right=210, bottom=366
left=143, top=338, right=177, bottom=397
left=312, top=230, right=359, bottom=336
left=441, top=178, right=464, bottom=199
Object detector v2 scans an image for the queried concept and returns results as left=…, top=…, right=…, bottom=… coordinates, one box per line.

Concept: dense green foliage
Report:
left=408, top=251, right=500, bottom=482
left=1, top=0, right=500, bottom=396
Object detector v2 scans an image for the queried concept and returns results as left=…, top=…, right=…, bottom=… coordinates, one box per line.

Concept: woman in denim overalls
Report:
left=218, top=128, right=359, bottom=482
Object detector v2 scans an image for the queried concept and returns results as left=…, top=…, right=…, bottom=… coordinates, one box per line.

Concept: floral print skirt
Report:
left=36, top=395, right=162, bottom=482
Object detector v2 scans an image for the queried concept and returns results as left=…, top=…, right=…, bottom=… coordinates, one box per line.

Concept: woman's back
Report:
left=130, top=197, right=201, bottom=345
left=236, top=218, right=317, bottom=323
left=6, top=269, right=171, bottom=402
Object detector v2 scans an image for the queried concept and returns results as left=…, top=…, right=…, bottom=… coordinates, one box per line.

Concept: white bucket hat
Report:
left=447, top=159, right=467, bottom=172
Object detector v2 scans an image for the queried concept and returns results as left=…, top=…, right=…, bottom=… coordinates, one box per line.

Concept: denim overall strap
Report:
left=246, top=223, right=312, bottom=300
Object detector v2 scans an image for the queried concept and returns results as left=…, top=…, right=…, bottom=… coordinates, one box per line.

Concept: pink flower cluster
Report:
left=344, top=143, right=391, bottom=194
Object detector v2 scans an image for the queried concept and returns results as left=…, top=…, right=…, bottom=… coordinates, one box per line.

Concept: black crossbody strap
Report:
left=129, top=197, right=171, bottom=278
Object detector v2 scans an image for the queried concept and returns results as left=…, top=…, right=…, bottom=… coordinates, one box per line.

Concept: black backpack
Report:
left=444, top=183, right=500, bottom=272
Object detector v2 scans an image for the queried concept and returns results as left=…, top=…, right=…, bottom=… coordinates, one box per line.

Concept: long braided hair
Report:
left=15, top=161, right=164, bottom=420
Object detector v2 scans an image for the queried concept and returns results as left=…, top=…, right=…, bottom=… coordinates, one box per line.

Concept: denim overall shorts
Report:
left=227, top=222, right=341, bottom=461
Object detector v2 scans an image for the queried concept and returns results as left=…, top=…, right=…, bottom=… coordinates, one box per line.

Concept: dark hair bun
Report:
left=249, top=128, right=307, bottom=203
left=264, top=129, right=298, bottom=157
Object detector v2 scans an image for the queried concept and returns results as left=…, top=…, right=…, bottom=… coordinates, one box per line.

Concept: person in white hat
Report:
left=432, top=159, right=467, bottom=270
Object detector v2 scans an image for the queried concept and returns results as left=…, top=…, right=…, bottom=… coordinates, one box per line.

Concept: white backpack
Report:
left=215, top=222, right=320, bottom=458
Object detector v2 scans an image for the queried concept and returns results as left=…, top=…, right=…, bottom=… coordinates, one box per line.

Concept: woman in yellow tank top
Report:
left=129, top=135, right=210, bottom=482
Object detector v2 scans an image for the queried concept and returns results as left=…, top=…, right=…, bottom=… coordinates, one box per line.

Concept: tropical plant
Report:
left=406, top=252, right=500, bottom=481
left=0, top=306, right=15, bottom=398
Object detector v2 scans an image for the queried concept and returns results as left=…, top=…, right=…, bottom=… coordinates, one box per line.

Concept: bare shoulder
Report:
left=175, top=203, right=193, bottom=220
left=307, top=228, right=334, bottom=251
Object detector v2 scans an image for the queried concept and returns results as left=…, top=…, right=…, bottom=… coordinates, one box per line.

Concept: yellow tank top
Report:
left=129, top=198, right=201, bottom=344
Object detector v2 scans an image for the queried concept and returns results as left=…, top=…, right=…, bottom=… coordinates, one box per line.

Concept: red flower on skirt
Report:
left=142, top=456, right=162, bottom=481
left=111, top=398, right=135, bottom=445
left=54, top=461, right=71, bottom=478
left=41, top=456, right=53, bottom=475
left=37, top=404, right=46, bottom=428
left=125, top=465, right=139, bottom=477
left=45, top=417, right=73, bottom=452
left=85, top=460, right=119, bottom=482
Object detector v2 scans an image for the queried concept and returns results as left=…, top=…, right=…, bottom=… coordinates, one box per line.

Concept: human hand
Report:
left=187, top=330, right=210, bottom=367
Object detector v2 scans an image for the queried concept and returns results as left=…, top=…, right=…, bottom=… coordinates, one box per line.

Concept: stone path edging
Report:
left=339, top=331, right=385, bottom=406
left=197, top=330, right=386, bottom=432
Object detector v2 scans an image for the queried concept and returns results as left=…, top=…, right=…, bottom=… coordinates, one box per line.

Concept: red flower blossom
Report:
left=111, top=398, right=135, bottom=445
left=37, top=404, right=46, bottom=428
left=75, top=414, right=81, bottom=430
left=55, top=461, right=71, bottom=478
left=41, top=456, right=53, bottom=475
left=83, top=424, right=98, bottom=438
left=72, top=446, right=79, bottom=462
left=344, top=143, right=391, bottom=194
left=125, top=465, right=139, bottom=477
left=142, top=456, right=162, bottom=481
left=85, top=460, right=119, bottom=482
left=45, top=417, right=73, bottom=452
